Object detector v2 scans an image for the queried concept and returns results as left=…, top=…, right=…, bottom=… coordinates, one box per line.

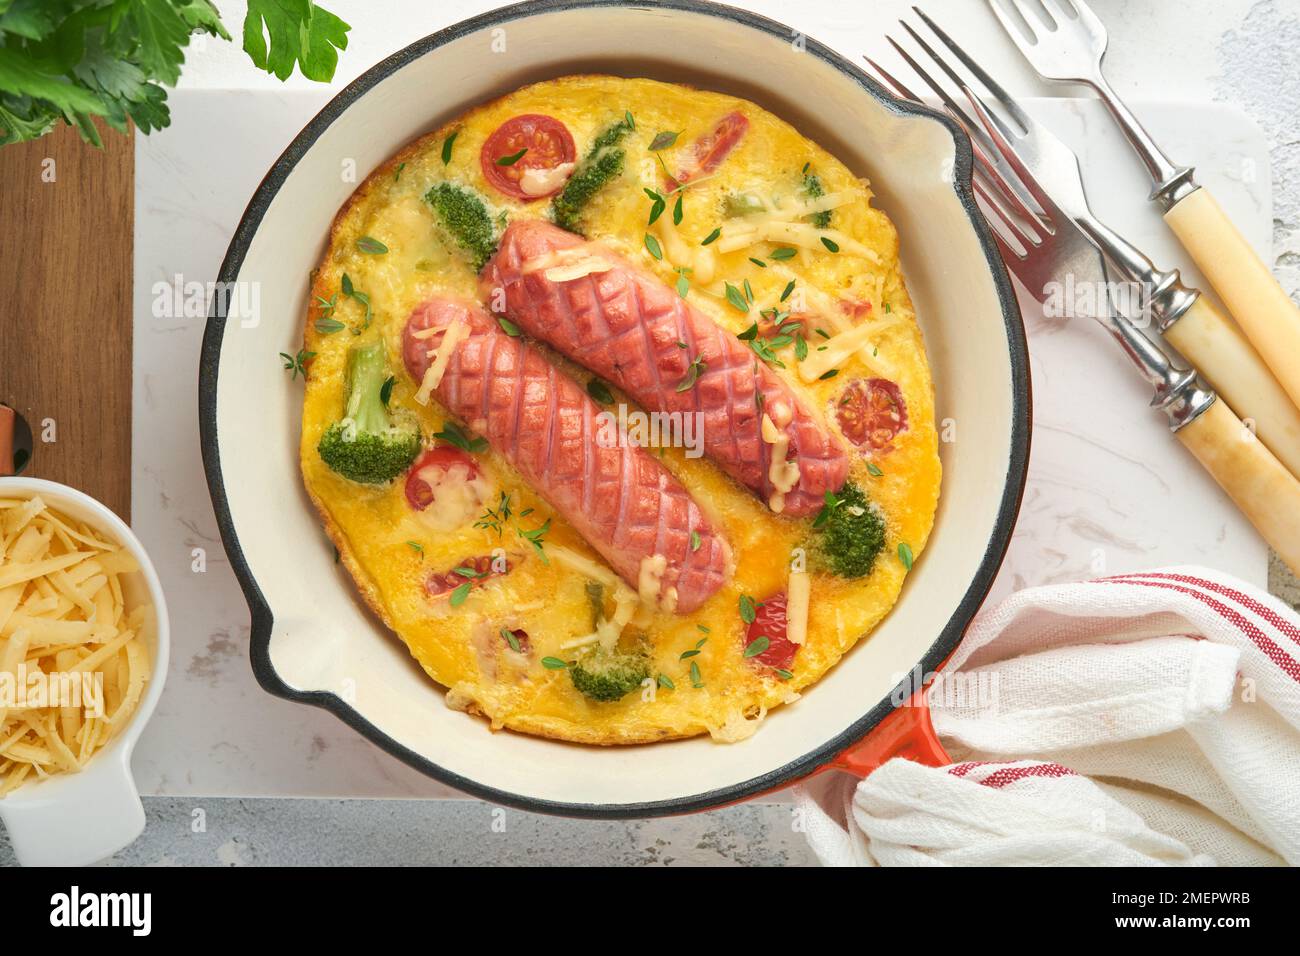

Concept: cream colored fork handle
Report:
left=1165, top=188, right=1300, bottom=411
left=1164, top=297, right=1300, bottom=481
left=1177, top=399, right=1300, bottom=577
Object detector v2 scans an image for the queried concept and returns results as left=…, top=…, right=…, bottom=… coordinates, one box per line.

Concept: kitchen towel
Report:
left=795, top=567, right=1300, bottom=866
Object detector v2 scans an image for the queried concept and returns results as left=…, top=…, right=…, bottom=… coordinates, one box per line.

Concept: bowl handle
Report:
left=827, top=690, right=949, bottom=779
left=0, top=751, right=145, bottom=866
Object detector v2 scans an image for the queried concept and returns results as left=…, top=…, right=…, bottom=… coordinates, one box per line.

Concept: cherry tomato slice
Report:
left=480, top=114, right=577, bottom=200
left=835, top=378, right=909, bottom=453
left=425, top=553, right=515, bottom=598
left=667, top=111, right=749, bottom=188
left=744, top=593, right=799, bottom=671
left=404, top=446, right=480, bottom=511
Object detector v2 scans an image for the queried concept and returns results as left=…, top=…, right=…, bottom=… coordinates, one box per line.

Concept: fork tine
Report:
left=912, top=6, right=1034, bottom=134
left=973, top=174, right=1040, bottom=249
left=961, top=86, right=1067, bottom=230
left=885, top=32, right=987, bottom=143
left=1010, top=0, right=1055, bottom=32
left=1065, top=0, right=1107, bottom=36
left=986, top=0, right=1036, bottom=53
left=897, top=22, right=1018, bottom=145
left=861, top=55, right=924, bottom=104
left=973, top=180, right=1031, bottom=263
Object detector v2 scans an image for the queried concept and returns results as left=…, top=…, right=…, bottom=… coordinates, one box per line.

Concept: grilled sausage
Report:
left=402, top=296, right=729, bottom=614
left=480, top=219, right=849, bottom=516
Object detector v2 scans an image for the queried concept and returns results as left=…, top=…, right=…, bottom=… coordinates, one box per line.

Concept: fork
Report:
left=865, top=9, right=1300, bottom=574
left=986, top=0, right=1300, bottom=415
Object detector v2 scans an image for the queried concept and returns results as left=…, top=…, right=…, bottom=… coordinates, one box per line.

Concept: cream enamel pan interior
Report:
left=199, top=0, right=1029, bottom=815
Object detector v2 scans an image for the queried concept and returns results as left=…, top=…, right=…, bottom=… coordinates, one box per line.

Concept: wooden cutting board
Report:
left=0, top=121, right=134, bottom=520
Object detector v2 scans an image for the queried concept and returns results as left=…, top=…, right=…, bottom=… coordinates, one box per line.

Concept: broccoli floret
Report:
left=802, top=166, right=832, bottom=229
left=425, top=182, right=498, bottom=270
left=551, top=116, right=634, bottom=234
left=569, top=644, right=650, bottom=702
left=317, top=341, right=420, bottom=484
left=813, top=481, right=886, bottom=578
left=722, top=192, right=766, bottom=218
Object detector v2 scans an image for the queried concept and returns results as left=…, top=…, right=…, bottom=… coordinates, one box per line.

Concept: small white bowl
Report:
left=0, top=477, right=170, bottom=866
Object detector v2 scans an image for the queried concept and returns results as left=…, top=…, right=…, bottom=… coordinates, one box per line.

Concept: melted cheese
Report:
left=786, top=569, right=810, bottom=646
left=519, top=161, right=576, bottom=198
left=415, top=316, right=467, bottom=404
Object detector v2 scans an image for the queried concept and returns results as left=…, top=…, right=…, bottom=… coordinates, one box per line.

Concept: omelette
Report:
left=298, top=76, right=941, bottom=744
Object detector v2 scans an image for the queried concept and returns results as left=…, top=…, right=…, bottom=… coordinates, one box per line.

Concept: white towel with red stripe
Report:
left=794, top=567, right=1300, bottom=866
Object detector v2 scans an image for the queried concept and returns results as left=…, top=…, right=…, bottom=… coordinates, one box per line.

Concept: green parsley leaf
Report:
left=586, top=378, right=614, bottom=405
left=898, top=542, right=914, bottom=571
left=441, top=130, right=458, bottom=164
left=648, top=130, right=680, bottom=150
left=644, top=233, right=663, bottom=260
left=738, top=594, right=757, bottom=624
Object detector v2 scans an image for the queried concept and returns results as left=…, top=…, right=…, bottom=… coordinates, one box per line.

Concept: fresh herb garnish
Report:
left=690, top=660, right=704, bottom=688
left=356, top=236, right=388, bottom=255
left=898, top=541, right=914, bottom=571
left=496, top=147, right=528, bottom=166
left=435, top=421, right=488, bottom=453
left=701, top=227, right=721, bottom=246
left=690, top=530, right=701, bottom=552
left=394, top=162, right=406, bottom=182
left=497, top=316, right=521, bottom=337
left=502, top=628, right=522, bottom=653
left=518, top=517, right=551, bottom=564
left=676, top=272, right=690, bottom=299
left=586, top=378, right=614, bottom=405
left=724, top=282, right=748, bottom=313
left=743, top=636, right=770, bottom=659
left=819, top=368, right=839, bottom=381
left=780, top=280, right=796, bottom=302
left=673, top=193, right=684, bottom=226
left=441, top=130, right=459, bottom=164
left=648, top=130, right=681, bottom=151
left=340, top=272, right=372, bottom=332
left=738, top=594, right=757, bottom=624
left=867, top=462, right=884, bottom=477
left=280, top=348, right=315, bottom=380
left=449, top=581, right=472, bottom=607
left=542, top=657, right=571, bottom=670
left=475, top=492, right=513, bottom=536
left=379, top=375, right=395, bottom=406
left=821, top=236, right=840, bottom=253
left=676, top=355, right=707, bottom=392
left=406, top=540, right=424, bottom=557
left=644, top=188, right=666, bottom=225
left=644, top=233, right=663, bottom=260
left=314, top=317, right=345, bottom=335
left=657, top=674, right=675, bottom=690
left=794, top=335, right=808, bottom=362
left=770, top=247, right=797, bottom=260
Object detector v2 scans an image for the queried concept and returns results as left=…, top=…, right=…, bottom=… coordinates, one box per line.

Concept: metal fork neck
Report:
left=1074, top=214, right=1200, bottom=332
left=1089, top=73, right=1199, bottom=209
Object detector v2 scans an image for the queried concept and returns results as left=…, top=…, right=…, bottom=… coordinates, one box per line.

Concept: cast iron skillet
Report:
left=199, top=0, right=1030, bottom=817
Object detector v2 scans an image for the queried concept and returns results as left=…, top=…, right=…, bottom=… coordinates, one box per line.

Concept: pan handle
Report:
left=826, top=690, right=949, bottom=778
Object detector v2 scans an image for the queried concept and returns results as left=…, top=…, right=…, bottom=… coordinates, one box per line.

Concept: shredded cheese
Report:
left=414, top=316, right=467, bottom=405
left=518, top=161, right=576, bottom=198
left=786, top=569, right=810, bottom=646
left=549, top=546, right=620, bottom=588
left=637, top=554, right=668, bottom=610
left=760, top=412, right=801, bottom=513
left=798, top=322, right=879, bottom=382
